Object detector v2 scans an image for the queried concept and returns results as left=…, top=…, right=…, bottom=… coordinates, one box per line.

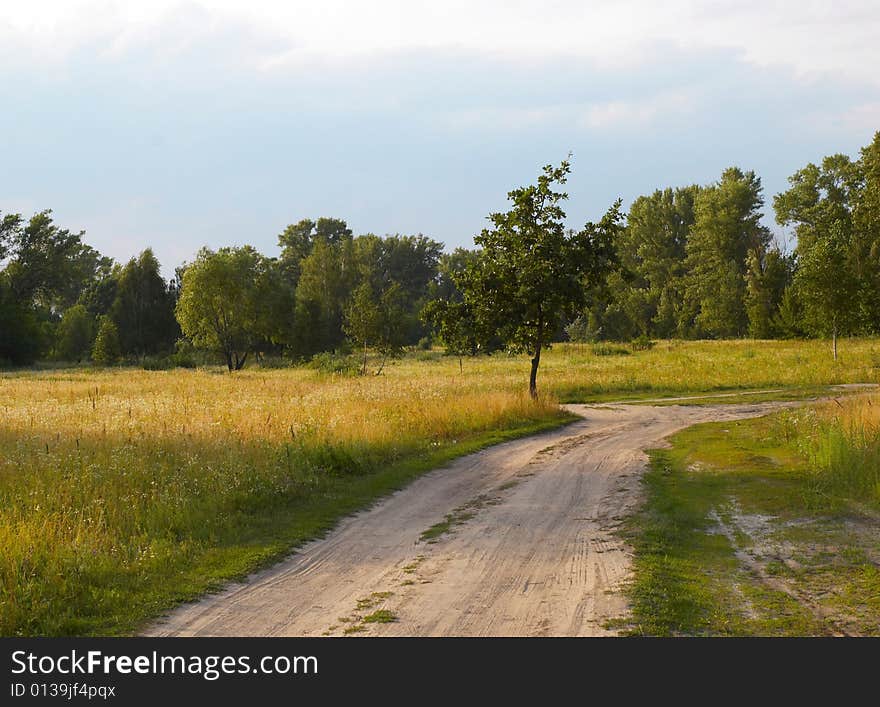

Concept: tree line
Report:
left=1, top=131, right=878, bottom=378
left=579, top=132, right=880, bottom=359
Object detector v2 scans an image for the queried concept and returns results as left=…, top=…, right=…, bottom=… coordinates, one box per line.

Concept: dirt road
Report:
left=145, top=402, right=791, bottom=637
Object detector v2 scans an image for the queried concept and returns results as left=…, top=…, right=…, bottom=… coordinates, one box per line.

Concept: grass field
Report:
left=624, top=393, right=880, bottom=636
left=1, top=338, right=879, bottom=635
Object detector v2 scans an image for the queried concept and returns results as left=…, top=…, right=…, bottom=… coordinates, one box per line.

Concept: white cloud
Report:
left=2, top=1, right=879, bottom=85
left=440, top=91, right=695, bottom=133
left=580, top=93, right=694, bottom=130
left=805, top=102, right=880, bottom=137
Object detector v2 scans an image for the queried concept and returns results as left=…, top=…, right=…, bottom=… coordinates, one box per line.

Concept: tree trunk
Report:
left=362, top=342, right=368, bottom=376
left=459, top=356, right=463, bottom=374
left=833, top=325, right=838, bottom=361
left=375, top=350, right=388, bottom=376
left=529, top=315, right=544, bottom=400
left=224, top=351, right=233, bottom=372
left=235, top=352, right=248, bottom=370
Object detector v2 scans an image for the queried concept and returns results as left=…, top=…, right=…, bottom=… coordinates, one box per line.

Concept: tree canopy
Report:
left=453, top=160, right=621, bottom=396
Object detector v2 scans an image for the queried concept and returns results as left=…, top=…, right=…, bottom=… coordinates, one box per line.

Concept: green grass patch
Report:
left=418, top=493, right=500, bottom=543
left=1, top=414, right=574, bottom=637
left=623, top=412, right=880, bottom=636
left=362, top=609, right=397, bottom=624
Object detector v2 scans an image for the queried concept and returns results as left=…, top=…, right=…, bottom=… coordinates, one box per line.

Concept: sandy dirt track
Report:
left=145, top=402, right=792, bottom=637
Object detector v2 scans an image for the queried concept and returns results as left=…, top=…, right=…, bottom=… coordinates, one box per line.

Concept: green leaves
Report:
left=175, top=247, right=279, bottom=371
left=454, top=159, right=622, bottom=393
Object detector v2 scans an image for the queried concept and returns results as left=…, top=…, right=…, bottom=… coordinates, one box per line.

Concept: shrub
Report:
left=142, top=356, right=172, bottom=371
left=565, top=315, right=600, bottom=343
left=92, top=317, right=122, bottom=366
left=630, top=334, right=655, bottom=352
left=307, top=352, right=360, bottom=376
left=592, top=344, right=630, bottom=356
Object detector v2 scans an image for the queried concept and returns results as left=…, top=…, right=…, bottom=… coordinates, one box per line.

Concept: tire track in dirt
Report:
left=145, top=401, right=795, bottom=637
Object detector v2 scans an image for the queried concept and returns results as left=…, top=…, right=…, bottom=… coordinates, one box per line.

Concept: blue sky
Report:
left=2, top=1, right=878, bottom=273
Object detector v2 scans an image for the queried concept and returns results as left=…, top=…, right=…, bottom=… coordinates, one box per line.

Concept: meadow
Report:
left=1, top=338, right=879, bottom=636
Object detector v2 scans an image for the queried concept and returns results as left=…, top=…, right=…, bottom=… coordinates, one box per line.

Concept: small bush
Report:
left=630, top=335, right=656, bottom=352
left=307, top=352, right=360, bottom=376
left=417, top=336, right=433, bottom=350
left=170, top=352, right=197, bottom=369
left=92, top=317, right=121, bottom=366
left=255, top=356, right=292, bottom=369
left=592, top=344, right=630, bottom=356
left=565, top=316, right=600, bottom=343
left=142, top=356, right=172, bottom=371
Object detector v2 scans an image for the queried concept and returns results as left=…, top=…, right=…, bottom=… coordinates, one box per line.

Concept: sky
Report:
left=1, top=0, right=879, bottom=273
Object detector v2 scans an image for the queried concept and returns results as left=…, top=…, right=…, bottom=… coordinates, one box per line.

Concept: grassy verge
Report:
left=622, top=401, right=880, bottom=636
left=0, top=412, right=573, bottom=636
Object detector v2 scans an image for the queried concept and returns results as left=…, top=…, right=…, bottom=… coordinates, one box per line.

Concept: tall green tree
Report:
left=794, top=225, right=856, bottom=359
left=775, top=153, right=863, bottom=356
left=111, top=249, right=179, bottom=358
left=611, top=186, right=698, bottom=338
left=682, top=168, right=771, bottom=337
left=343, top=280, right=409, bottom=375
left=278, top=217, right=352, bottom=285
left=456, top=160, right=620, bottom=398
left=853, top=131, right=880, bottom=332
left=745, top=247, right=792, bottom=338
left=3, top=210, right=110, bottom=311
left=0, top=276, right=43, bottom=365
left=290, top=236, right=354, bottom=356
left=175, top=247, right=277, bottom=371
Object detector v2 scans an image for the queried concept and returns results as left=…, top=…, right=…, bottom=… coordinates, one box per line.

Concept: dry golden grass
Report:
left=1, top=337, right=878, bottom=635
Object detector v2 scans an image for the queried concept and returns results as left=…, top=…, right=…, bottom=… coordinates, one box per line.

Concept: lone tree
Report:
left=456, top=160, right=621, bottom=398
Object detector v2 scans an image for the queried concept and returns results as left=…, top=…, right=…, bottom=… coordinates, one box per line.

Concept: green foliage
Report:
left=290, top=237, right=353, bottom=356
left=772, top=287, right=806, bottom=339
left=745, top=248, right=792, bottom=338
left=343, top=280, right=409, bottom=374
left=175, top=247, right=280, bottom=371
left=775, top=151, right=865, bottom=353
left=455, top=159, right=621, bottom=396
left=630, top=334, right=655, bottom=351
left=344, top=280, right=381, bottom=374
left=0, top=278, right=44, bottom=365
left=563, top=314, right=599, bottom=343
left=683, top=168, right=771, bottom=338
left=591, top=343, right=630, bottom=356
left=55, top=304, right=95, bottom=362
left=421, top=298, right=489, bottom=358
left=111, top=249, right=179, bottom=358
left=307, top=352, right=360, bottom=376
left=91, top=316, right=121, bottom=366
left=608, top=186, right=698, bottom=338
